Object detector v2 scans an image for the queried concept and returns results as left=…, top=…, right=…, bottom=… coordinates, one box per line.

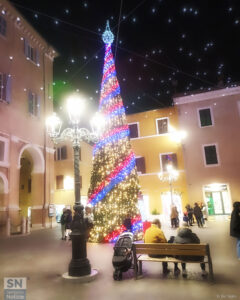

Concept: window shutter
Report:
left=37, top=94, right=40, bottom=117
left=28, top=90, right=33, bottom=114
left=136, top=157, right=146, bottom=174
left=0, top=140, right=4, bottom=161
left=79, top=148, right=81, bottom=160
left=204, top=146, right=218, bottom=165
left=157, top=118, right=168, bottom=134
left=35, top=49, right=39, bottom=64
left=2, top=74, right=7, bottom=101
left=6, top=75, right=11, bottom=103
left=129, top=124, right=139, bottom=138
left=61, top=146, right=67, bottom=160
left=56, top=175, right=64, bottom=189
left=80, top=176, right=82, bottom=189
left=24, top=38, right=28, bottom=57
left=161, top=153, right=178, bottom=171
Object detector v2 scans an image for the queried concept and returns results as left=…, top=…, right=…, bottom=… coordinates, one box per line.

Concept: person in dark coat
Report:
left=60, top=208, right=67, bottom=240
left=65, top=209, right=72, bottom=240
left=193, top=202, right=203, bottom=227
left=123, top=214, right=132, bottom=232
left=230, top=201, right=240, bottom=259
left=174, top=226, right=207, bottom=277
left=186, top=204, right=193, bottom=226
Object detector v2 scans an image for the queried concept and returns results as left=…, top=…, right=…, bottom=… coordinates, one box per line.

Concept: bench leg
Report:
left=206, top=244, right=214, bottom=282
left=139, top=261, right=142, bottom=275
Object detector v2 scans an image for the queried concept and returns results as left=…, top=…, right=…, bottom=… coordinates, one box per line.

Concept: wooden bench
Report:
left=132, top=243, right=214, bottom=282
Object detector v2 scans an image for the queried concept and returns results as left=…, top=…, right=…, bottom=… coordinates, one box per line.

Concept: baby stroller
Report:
left=112, top=232, right=133, bottom=281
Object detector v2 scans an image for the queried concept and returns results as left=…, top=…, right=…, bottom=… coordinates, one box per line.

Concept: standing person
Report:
left=60, top=208, right=67, bottom=240
left=193, top=202, right=203, bottom=228
left=230, top=202, right=240, bottom=259
left=170, top=205, right=179, bottom=228
left=174, top=226, right=207, bottom=277
left=186, top=205, right=193, bottom=226
left=65, top=209, right=72, bottom=240
left=123, top=213, right=132, bottom=232
left=144, top=219, right=170, bottom=275
left=201, top=202, right=208, bottom=225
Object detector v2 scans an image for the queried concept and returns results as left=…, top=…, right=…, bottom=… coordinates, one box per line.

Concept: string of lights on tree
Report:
left=88, top=21, right=142, bottom=243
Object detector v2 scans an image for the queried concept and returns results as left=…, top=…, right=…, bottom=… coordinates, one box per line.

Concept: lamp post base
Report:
left=62, top=269, right=98, bottom=283
left=68, top=232, right=91, bottom=277
left=68, top=258, right=91, bottom=277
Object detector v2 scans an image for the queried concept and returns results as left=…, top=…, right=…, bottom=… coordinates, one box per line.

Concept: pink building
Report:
left=174, top=86, right=240, bottom=216
left=0, top=0, right=57, bottom=235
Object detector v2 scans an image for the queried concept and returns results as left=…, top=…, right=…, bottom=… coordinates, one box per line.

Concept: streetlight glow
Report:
left=67, top=95, right=85, bottom=125
left=158, top=163, right=179, bottom=205
left=46, top=112, right=62, bottom=138
left=90, top=112, right=105, bottom=136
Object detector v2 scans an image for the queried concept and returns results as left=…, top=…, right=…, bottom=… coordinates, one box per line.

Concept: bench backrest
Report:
left=133, top=243, right=208, bottom=256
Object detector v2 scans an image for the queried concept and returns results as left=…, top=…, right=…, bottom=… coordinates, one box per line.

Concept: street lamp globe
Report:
left=90, top=112, right=105, bottom=136
left=67, top=95, right=85, bottom=125
left=46, top=112, right=62, bottom=138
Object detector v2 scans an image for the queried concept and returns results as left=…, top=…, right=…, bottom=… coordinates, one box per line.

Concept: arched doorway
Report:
left=18, top=144, right=45, bottom=229
left=0, top=172, right=8, bottom=235
left=19, top=153, right=33, bottom=218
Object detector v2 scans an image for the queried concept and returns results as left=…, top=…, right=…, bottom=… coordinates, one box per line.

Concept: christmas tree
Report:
left=88, top=21, right=142, bottom=243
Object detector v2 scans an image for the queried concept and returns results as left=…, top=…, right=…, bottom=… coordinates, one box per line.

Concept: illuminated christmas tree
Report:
left=88, top=21, right=142, bottom=243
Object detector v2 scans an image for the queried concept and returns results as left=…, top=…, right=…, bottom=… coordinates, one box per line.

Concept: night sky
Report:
left=10, top=0, right=240, bottom=114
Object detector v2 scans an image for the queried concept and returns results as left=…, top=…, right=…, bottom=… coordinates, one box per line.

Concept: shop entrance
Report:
left=161, top=192, right=182, bottom=223
left=204, top=184, right=231, bottom=215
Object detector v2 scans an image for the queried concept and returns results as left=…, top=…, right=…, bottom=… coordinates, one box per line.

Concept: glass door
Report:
left=212, top=192, right=224, bottom=214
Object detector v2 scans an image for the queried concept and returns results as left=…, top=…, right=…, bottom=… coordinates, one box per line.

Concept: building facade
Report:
left=126, top=107, right=189, bottom=222
left=0, top=0, right=56, bottom=235
left=174, top=86, right=240, bottom=216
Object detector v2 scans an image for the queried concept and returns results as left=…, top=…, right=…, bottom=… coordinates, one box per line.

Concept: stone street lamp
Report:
left=158, top=164, right=179, bottom=205
left=46, top=95, right=104, bottom=277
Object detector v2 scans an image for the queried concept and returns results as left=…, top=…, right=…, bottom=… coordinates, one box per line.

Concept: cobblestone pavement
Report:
left=0, top=216, right=239, bottom=300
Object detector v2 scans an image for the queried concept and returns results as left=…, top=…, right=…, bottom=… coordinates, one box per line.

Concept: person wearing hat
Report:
left=173, top=225, right=207, bottom=277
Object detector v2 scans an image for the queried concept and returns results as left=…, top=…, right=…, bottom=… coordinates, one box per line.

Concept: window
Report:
left=135, top=157, right=146, bottom=174
left=198, top=108, right=213, bottom=127
left=0, top=140, right=4, bottom=161
left=0, top=73, right=11, bottom=103
left=24, top=38, right=39, bottom=64
left=156, top=118, right=168, bottom=134
left=237, top=101, right=240, bottom=116
left=55, top=146, right=67, bottom=161
left=128, top=123, right=139, bottom=138
left=0, top=15, right=6, bottom=36
left=79, top=148, right=81, bottom=161
left=160, top=153, right=178, bottom=171
left=56, top=175, right=64, bottom=189
left=28, top=90, right=40, bottom=116
left=204, top=145, right=218, bottom=165
left=0, top=136, right=9, bottom=166
left=57, top=175, right=82, bottom=190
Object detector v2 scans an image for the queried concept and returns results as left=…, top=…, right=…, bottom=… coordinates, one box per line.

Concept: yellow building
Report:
left=53, top=141, right=93, bottom=222
left=126, top=107, right=189, bottom=221
left=0, top=0, right=57, bottom=235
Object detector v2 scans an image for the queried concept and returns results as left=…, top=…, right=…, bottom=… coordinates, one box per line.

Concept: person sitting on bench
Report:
left=174, top=226, right=208, bottom=278
left=144, top=218, right=170, bottom=275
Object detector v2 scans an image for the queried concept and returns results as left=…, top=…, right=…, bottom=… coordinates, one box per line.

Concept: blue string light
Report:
left=90, top=157, right=136, bottom=206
